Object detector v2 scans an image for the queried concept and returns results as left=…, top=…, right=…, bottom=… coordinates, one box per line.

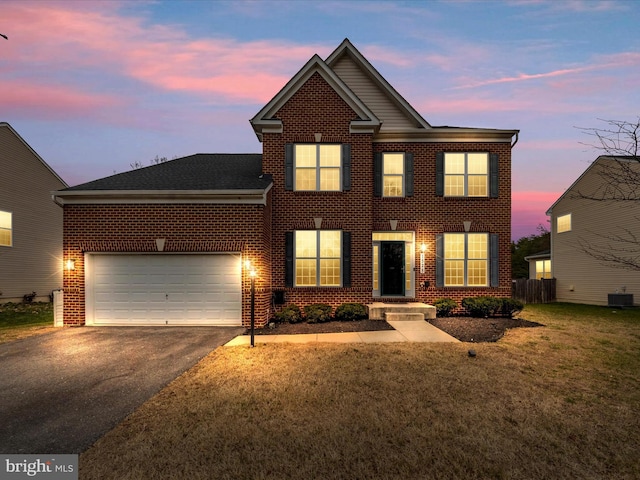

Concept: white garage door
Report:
left=86, top=254, right=242, bottom=326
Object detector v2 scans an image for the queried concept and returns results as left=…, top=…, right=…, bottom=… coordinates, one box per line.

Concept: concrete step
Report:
left=385, top=312, right=425, bottom=322
left=367, top=302, right=436, bottom=320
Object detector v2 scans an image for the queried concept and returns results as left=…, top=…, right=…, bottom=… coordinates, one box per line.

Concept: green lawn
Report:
left=0, top=302, right=55, bottom=343
left=79, top=303, right=640, bottom=480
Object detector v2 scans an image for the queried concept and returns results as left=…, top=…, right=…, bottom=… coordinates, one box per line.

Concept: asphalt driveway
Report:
left=0, top=326, right=243, bottom=454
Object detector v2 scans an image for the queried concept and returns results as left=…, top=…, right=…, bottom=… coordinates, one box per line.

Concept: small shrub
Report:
left=23, top=292, right=36, bottom=303
left=434, top=298, right=458, bottom=317
left=334, top=303, right=368, bottom=321
left=462, top=296, right=502, bottom=318
left=274, top=304, right=303, bottom=324
left=304, top=303, right=333, bottom=324
left=501, top=298, right=524, bottom=318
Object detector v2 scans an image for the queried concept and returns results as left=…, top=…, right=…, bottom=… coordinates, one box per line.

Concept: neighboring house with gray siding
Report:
left=0, top=122, right=67, bottom=303
left=547, top=156, right=640, bottom=306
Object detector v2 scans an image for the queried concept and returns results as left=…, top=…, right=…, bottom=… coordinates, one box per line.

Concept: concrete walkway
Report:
left=224, top=320, right=459, bottom=346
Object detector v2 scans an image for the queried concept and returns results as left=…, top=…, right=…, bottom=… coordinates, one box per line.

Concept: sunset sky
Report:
left=2, top=0, right=638, bottom=240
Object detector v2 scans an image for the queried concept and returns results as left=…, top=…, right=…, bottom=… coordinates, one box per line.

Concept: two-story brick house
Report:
left=54, top=39, right=518, bottom=327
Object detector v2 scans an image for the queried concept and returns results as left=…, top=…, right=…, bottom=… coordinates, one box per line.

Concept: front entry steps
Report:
left=367, top=302, right=436, bottom=321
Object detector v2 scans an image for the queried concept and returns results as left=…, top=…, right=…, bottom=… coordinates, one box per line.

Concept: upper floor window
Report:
left=557, top=213, right=571, bottom=233
left=0, top=211, right=12, bottom=247
left=445, top=153, right=488, bottom=197
left=383, top=153, right=405, bottom=197
left=436, top=152, right=499, bottom=198
left=285, top=144, right=350, bottom=192
left=374, top=152, right=414, bottom=197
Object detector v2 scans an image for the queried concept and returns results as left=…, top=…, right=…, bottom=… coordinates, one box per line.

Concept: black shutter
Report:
left=374, top=152, right=382, bottom=197
left=490, top=234, right=499, bottom=287
left=285, top=144, right=294, bottom=191
left=489, top=153, right=499, bottom=198
left=435, top=234, right=444, bottom=287
left=285, top=232, right=294, bottom=287
left=342, top=144, right=351, bottom=191
left=435, top=152, right=444, bottom=196
left=342, top=231, right=351, bottom=287
left=405, top=153, right=414, bottom=197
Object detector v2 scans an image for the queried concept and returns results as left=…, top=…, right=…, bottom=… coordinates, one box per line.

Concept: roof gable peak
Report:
left=250, top=50, right=380, bottom=140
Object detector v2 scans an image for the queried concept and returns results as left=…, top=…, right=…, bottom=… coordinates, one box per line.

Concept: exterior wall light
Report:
left=65, top=259, right=75, bottom=271
left=420, top=244, right=427, bottom=274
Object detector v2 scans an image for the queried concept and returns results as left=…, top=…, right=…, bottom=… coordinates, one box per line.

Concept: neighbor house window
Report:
left=294, top=144, right=341, bottom=191
left=444, top=153, right=489, bottom=197
left=535, top=260, right=551, bottom=280
left=383, top=153, right=404, bottom=197
left=295, top=230, right=341, bottom=286
left=557, top=213, right=571, bottom=233
left=0, top=211, right=11, bottom=247
left=444, top=233, right=488, bottom=286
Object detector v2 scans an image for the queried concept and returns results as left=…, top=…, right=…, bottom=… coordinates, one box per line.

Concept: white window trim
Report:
left=444, top=233, right=489, bottom=287
left=371, top=231, right=415, bottom=298
left=0, top=210, right=12, bottom=247
left=557, top=213, right=572, bottom=233
left=294, top=230, right=342, bottom=287
left=294, top=144, right=341, bottom=192
left=444, top=152, right=489, bottom=198
left=382, top=152, right=405, bottom=198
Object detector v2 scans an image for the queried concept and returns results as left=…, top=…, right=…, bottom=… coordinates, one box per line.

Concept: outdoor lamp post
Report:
left=250, top=268, right=256, bottom=348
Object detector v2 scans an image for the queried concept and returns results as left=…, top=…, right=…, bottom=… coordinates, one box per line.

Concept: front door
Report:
left=381, top=241, right=405, bottom=296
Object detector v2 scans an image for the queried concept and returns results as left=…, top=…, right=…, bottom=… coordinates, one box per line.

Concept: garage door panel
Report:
left=88, top=254, right=242, bottom=326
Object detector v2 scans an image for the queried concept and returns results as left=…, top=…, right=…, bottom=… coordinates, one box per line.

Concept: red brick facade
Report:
left=263, top=72, right=512, bottom=315
left=62, top=203, right=271, bottom=327
left=61, top=45, right=514, bottom=326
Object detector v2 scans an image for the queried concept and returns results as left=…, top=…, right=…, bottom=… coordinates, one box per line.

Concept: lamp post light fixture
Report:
left=250, top=268, right=256, bottom=348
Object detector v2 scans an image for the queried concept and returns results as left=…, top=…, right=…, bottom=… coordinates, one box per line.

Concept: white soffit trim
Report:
left=52, top=186, right=272, bottom=206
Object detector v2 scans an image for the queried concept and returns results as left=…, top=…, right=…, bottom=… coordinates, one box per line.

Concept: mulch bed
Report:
left=247, top=317, right=543, bottom=342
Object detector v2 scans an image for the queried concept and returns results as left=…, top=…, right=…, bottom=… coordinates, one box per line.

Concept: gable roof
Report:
left=250, top=39, right=518, bottom=145
left=546, top=155, right=640, bottom=215
left=53, top=154, right=272, bottom=205
left=325, top=38, right=431, bottom=131
left=250, top=52, right=381, bottom=139
left=0, top=122, right=68, bottom=187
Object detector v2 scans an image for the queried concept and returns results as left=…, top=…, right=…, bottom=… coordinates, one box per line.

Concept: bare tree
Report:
left=572, top=117, right=640, bottom=270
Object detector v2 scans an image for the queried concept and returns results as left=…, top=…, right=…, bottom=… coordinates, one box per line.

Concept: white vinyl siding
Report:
left=551, top=157, right=640, bottom=305
left=330, top=55, right=416, bottom=131
left=0, top=124, right=66, bottom=301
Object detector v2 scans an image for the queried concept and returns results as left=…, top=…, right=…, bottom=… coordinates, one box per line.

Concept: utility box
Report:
left=607, top=293, right=634, bottom=307
left=53, top=289, right=64, bottom=326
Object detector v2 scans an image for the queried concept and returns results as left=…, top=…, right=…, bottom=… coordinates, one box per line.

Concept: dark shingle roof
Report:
left=63, top=154, right=270, bottom=191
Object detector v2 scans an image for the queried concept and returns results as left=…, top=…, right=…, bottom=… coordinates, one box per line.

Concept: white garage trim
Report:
left=85, top=253, right=242, bottom=326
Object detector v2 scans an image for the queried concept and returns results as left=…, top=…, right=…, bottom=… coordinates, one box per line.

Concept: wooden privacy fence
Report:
left=512, top=278, right=556, bottom=304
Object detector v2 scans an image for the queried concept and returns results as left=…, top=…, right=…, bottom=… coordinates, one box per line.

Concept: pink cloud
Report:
left=0, top=80, right=124, bottom=120
left=1, top=2, right=317, bottom=106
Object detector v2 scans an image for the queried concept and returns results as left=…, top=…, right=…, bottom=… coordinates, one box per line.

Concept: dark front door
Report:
left=381, top=241, right=405, bottom=296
